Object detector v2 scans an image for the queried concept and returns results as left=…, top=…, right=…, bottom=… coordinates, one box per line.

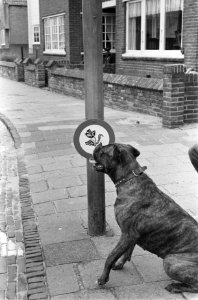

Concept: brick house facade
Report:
left=115, top=0, right=198, bottom=78
left=38, top=0, right=83, bottom=64
left=0, top=0, right=28, bottom=61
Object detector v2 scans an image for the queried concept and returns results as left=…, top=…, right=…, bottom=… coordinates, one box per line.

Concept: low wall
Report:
left=24, top=63, right=45, bottom=88
left=0, top=60, right=24, bottom=81
left=0, top=60, right=197, bottom=128
left=48, top=68, right=163, bottom=117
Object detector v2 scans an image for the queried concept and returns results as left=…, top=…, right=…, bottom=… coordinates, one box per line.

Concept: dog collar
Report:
left=115, top=166, right=147, bottom=189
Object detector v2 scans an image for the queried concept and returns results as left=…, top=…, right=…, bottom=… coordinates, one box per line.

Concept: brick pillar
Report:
left=162, top=64, right=186, bottom=128
left=35, top=63, right=45, bottom=87
left=15, top=63, right=24, bottom=82
left=46, top=60, right=59, bottom=87
left=184, top=72, right=198, bottom=123
left=183, top=0, right=198, bottom=71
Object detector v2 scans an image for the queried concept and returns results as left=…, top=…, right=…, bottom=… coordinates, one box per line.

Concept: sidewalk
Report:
left=0, top=77, right=198, bottom=300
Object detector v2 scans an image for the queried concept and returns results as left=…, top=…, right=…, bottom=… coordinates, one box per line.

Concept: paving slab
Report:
left=46, top=264, right=79, bottom=296
left=43, top=239, right=100, bottom=266
left=92, top=236, right=150, bottom=259
left=54, top=197, right=88, bottom=212
left=32, top=188, right=69, bottom=204
left=79, top=259, right=143, bottom=289
left=38, top=213, right=88, bottom=244
left=51, top=289, right=116, bottom=300
left=132, top=255, right=169, bottom=283
left=114, top=281, right=185, bottom=300
left=34, top=202, right=56, bottom=216
left=47, top=175, right=82, bottom=189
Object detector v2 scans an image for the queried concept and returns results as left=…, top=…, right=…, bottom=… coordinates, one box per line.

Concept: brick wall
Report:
left=183, top=0, right=198, bottom=71
left=24, top=63, right=45, bottom=87
left=184, top=73, right=198, bottom=123
left=48, top=67, right=163, bottom=117
left=47, top=64, right=198, bottom=127
left=162, top=64, right=198, bottom=128
left=0, top=44, right=28, bottom=61
left=39, top=0, right=69, bottom=62
left=0, top=61, right=16, bottom=80
left=39, top=0, right=82, bottom=64
left=0, top=60, right=24, bottom=81
left=9, top=5, right=28, bottom=45
left=69, top=0, right=83, bottom=63
left=103, top=75, right=163, bottom=116
left=162, top=65, right=186, bottom=128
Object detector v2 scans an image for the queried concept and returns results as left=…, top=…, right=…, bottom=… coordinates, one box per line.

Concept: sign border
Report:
left=73, top=119, right=115, bottom=159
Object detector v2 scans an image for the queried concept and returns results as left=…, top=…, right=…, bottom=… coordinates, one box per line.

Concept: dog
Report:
left=93, top=143, right=198, bottom=293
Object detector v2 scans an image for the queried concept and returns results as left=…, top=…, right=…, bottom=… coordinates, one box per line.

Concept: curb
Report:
left=0, top=114, right=50, bottom=300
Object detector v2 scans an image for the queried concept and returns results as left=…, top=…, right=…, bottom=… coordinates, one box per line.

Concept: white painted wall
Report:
left=27, top=0, right=40, bottom=53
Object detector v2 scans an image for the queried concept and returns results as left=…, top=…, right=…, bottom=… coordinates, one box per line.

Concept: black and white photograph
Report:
left=0, top=0, right=198, bottom=299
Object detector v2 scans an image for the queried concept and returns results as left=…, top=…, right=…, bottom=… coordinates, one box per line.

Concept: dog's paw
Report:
left=112, top=262, right=124, bottom=270
left=97, top=275, right=109, bottom=286
left=165, top=283, right=184, bottom=294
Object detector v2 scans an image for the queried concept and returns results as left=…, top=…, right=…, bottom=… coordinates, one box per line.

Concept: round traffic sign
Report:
left=73, top=119, right=115, bottom=159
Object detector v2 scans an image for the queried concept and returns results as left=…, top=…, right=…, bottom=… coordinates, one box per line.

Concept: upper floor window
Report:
left=43, top=14, right=65, bottom=54
left=102, top=14, right=115, bottom=51
left=1, top=29, right=5, bottom=45
left=33, top=26, right=40, bottom=44
left=124, top=0, right=183, bottom=58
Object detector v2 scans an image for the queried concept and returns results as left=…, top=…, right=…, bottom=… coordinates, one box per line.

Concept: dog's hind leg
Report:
left=163, top=253, right=198, bottom=293
left=97, top=233, right=137, bottom=285
left=112, top=245, right=134, bottom=270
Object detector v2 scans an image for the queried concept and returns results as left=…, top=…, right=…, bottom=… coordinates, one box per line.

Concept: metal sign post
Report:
left=82, top=0, right=105, bottom=236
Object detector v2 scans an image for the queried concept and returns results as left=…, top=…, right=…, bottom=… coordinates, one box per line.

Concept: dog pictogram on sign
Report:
left=73, top=119, right=115, bottom=159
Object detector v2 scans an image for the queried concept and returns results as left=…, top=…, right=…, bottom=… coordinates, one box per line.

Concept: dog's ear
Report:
left=128, top=145, right=140, bottom=157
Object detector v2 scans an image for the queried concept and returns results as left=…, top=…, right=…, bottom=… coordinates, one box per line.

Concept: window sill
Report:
left=122, top=50, right=184, bottom=61
left=43, top=50, right=66, bottom=56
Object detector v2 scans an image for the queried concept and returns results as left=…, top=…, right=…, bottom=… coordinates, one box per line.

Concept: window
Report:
left=102, top=14, right=115, bottom=51
left=33, top=26, right=40, bottom=44
left=1, top=29, right=5, bottom=45
left=125, top=0, right=183, bottom=58
left=43, top=14, right=65, bottom=54
left=165, top=0, right=182, bottom=50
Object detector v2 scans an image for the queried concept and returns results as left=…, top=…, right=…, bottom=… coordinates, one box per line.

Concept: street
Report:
left=0, top=77, right=198, bottom=300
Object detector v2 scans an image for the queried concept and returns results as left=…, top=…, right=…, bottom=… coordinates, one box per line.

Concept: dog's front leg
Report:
left=98, top=233, right=136, bottom=285
left=112, top=245, right=135, bottom=270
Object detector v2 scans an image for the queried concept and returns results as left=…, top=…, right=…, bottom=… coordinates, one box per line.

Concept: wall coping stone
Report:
left=51, top=68, right=163, bottom=91
left=23, top=57, right=32, bottom=65
left=163, top=64, right=187, bottom=74
left=0, top=61, right=15, bottom=68
left=25, top=65, right=35, bottom=71
left=52, top=68, right=84, bottom=79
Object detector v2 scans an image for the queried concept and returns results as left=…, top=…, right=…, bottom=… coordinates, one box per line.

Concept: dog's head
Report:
left=93, top=143, right=140, bottom=181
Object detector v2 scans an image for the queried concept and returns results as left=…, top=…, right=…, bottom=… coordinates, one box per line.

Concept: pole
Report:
left=82, top=0, right=105, bottom=235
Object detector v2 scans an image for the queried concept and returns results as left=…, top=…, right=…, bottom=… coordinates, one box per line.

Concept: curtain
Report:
left=129, top=18, right=136, bottom=49
left=166, top=0, right=183, bottom=12
left=146, top=0, right=160, bottom=15
left=129, top=1, right=141, bottom=18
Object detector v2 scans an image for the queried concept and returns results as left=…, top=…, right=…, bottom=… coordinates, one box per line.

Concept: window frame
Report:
left=123, top=0, right=184, bottom=59
left=1, top=29, right=5, bottom=46
left=102, top=13, right=116, bottom=52
left=33, top=25, right=40, bottom=44
left=43, top=13, right=66, bottom=55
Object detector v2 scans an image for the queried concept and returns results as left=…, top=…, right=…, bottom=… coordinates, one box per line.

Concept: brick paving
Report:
left=0, top=122, right=27, bottom=300
left=0, top=77, right=197, bottom=300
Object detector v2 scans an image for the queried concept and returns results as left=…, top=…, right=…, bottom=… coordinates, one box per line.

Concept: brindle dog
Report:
left=93, top=143, right=198, bottom=293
